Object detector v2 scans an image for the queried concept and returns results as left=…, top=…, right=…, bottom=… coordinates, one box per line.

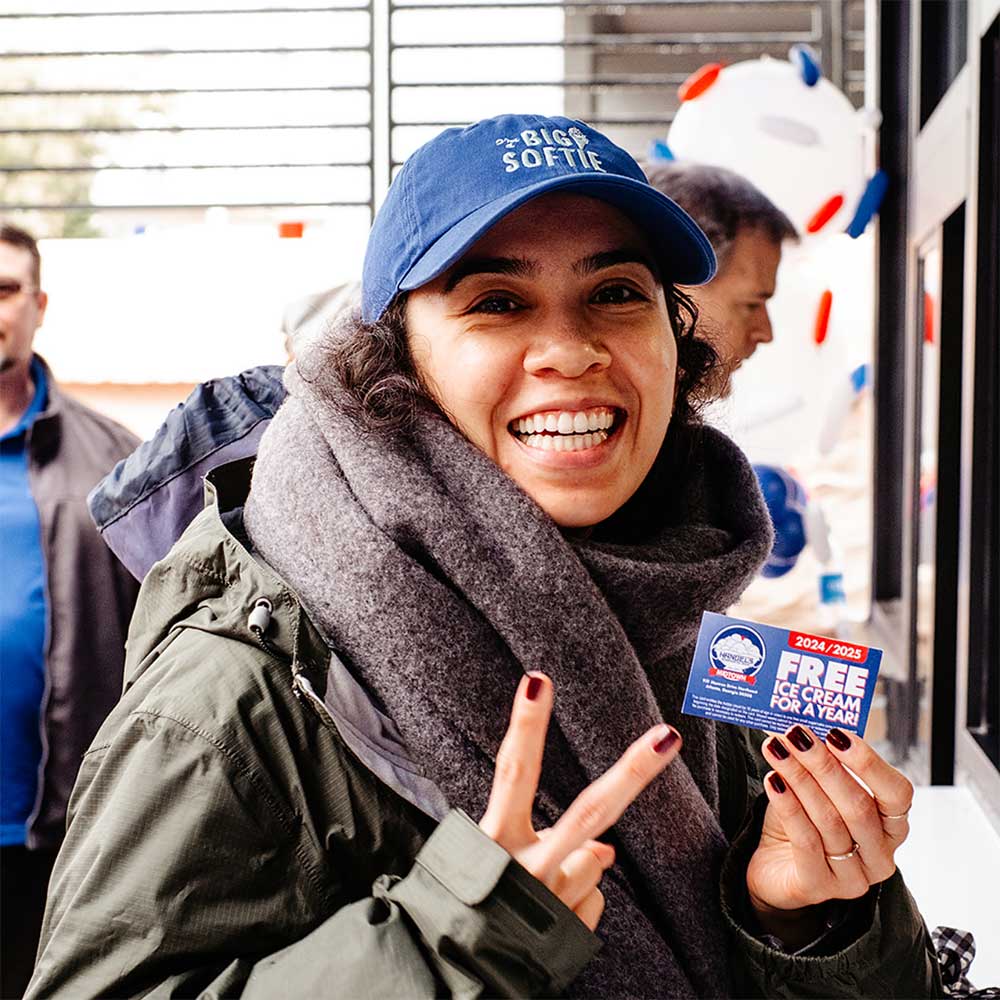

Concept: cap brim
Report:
left=398, top=172, right=717, bottom=294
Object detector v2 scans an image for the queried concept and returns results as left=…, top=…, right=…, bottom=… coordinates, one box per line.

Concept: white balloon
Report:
left=667, top=56, right=871, bottom=240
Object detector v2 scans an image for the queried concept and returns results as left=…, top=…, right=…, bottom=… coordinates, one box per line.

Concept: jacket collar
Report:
left=25, top=354, right=64, bottom=464
left=124, top=456, right=330, bottom=695
left=206, top=458, right=330, bottom=678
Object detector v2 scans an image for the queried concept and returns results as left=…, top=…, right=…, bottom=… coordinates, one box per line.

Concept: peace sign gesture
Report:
left=479, top=672, right=683, bottom=930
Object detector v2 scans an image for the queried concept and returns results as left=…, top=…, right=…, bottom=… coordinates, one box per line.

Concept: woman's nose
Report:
left=523, top=312, right=612, bottom=378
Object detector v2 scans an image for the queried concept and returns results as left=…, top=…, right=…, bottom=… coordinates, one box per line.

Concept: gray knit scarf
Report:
left=244, top=358, right=772, bottom=999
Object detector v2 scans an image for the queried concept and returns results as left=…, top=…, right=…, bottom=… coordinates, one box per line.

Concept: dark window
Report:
left=919, top=0, right=969, bottom=127
left=966, top=14, right=1000, bottom=770
left=928, top=205, right=965, bottom=785
left=873, top=0, right=911, bottom=602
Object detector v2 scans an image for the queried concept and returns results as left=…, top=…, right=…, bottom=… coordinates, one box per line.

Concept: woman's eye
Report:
left=470, top=294, right=520, bottom=314
left=593, top=283, right=645, bottom=305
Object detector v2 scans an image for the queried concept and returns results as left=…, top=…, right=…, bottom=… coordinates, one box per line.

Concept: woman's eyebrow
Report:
left=443, top=256, right=536, bottom=293
left=573, top=249, right=659, bottom=279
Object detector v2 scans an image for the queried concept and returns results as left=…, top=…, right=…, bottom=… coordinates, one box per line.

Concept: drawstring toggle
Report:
left=248, top=598, right=273, bottom=638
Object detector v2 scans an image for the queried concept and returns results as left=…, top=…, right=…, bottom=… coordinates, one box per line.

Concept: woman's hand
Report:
left=746, top=725, right=913, bottom=947
left=479, top=672, right=682, bottom=931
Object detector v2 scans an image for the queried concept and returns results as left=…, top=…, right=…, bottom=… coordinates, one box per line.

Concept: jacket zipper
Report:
left=292, top=672, right=338, bottom=731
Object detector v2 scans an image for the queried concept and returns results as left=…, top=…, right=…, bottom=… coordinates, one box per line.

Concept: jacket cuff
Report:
left=756, top=897, right=865, bottom=957
left=389, top=809, right=601, bottom=997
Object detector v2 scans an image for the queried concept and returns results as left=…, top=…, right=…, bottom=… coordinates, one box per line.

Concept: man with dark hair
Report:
left=0, top=221, right=140, bottom=998
left=645, top=162, right=798, bottom=391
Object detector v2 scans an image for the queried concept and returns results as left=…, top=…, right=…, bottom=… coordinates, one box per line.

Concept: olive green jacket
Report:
left=28, top=464, right=943, bottom=999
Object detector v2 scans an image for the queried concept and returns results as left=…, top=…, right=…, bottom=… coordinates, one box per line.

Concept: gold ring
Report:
left=878, top=806, right=911, bottom=821
left=826, top=841, right=860, bottom=862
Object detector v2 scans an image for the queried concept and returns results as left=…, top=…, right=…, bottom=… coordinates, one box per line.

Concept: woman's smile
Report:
left=508, top=405, right=623, bottom=469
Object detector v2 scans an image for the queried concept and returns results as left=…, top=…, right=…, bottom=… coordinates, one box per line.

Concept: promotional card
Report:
left=681, top=612, right=882, bottom=739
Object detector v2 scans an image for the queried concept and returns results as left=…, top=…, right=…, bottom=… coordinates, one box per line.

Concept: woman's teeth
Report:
left=522, top=431, right=609, bottom=452
left=513, top=407, right=615, bottom=434
left=510, top=407, right=616, bottom=451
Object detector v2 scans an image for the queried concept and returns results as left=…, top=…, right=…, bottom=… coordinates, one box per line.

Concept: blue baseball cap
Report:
left=361, top=113, right=717, bottom=323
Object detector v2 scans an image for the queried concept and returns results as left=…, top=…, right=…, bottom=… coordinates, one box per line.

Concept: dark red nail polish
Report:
left=788, top=726, right=814, bottom=752
left=526, top=675, right=543, bottom=701
left=826, top=728, right=852, bottom=751
left=768, top=737, right=790, bottom=760
left=653, top=729, right=680, bottom=755
left=769, top=773, right=787, bottom=794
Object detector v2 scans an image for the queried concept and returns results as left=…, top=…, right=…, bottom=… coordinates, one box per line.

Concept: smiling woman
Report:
left=28, top=116, right=941, bottom=1000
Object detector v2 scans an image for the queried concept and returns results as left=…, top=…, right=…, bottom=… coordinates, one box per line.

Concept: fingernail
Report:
left=525, top=675, right=543, bottom=701
left=768, top=737, right=790, bottom=760
left=787, top=725, right=814, bottom=752
left=769, top=773, right=787, bottom=794
left=653, top=727, right=680, bottom=755
left=826, top=728, right=852, bottom=751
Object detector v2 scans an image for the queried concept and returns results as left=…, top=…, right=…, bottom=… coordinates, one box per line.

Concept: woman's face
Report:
left=405, top=192, right=678, bottom=528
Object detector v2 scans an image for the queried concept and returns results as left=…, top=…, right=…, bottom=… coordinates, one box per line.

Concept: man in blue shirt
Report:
left=1, top=222, right=140, bottom=997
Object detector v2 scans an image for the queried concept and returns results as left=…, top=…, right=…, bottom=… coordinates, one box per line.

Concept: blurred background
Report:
left=3, top=0, right=867, bottom=403
left=2, top=0, right=998, bottom=977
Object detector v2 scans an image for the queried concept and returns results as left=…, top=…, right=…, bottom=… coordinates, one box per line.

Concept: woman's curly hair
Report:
left=322, top=284, right=722, bottom=439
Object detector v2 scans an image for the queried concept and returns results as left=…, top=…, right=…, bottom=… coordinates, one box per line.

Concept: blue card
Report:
left=681, top=612, right=881, bottom=739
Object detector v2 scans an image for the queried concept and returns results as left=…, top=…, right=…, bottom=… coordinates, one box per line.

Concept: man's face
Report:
left=687, top=227, right=781, bottom=390
left=0, top=241, right=47, bottom=376
left=405, top=192, right=677, bottom=529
